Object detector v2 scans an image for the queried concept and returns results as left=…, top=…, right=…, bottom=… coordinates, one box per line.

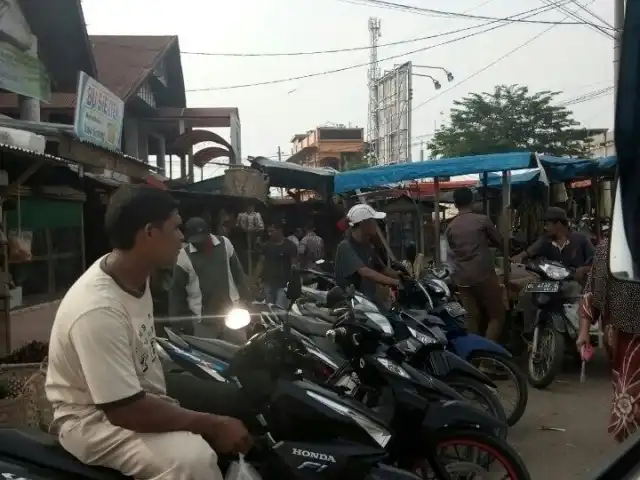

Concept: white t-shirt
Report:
left=46, top=256, right=167, bottom=425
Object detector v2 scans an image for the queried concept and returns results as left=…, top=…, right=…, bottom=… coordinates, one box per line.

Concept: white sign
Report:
left=73, top=71, right=124, bottom=151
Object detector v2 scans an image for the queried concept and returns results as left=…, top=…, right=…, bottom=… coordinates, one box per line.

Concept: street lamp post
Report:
left=413, top=64, right=454, bottom=82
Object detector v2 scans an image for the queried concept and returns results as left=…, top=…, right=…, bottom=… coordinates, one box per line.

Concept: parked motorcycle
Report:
left=400, top=266, right=529, bottom=426
left=160, top=277, right=530, bottom=479
left=521, top=258, right=599, bottom=389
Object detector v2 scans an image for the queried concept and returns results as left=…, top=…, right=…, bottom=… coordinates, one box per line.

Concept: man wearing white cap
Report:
left=334, top=204, right=401, bottom=303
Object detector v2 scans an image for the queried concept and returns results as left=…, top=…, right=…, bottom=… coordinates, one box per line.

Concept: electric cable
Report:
left=568, top=0, right=615, bottom=29
left=90, top=4, right=572, bottom=58
left=185, top=2, right=573, bottom=92
left=540, top=0, right=614, bottom=39
left=408, top=0, right=600, bottom=129
left=329, top=0, right=616, bottom=29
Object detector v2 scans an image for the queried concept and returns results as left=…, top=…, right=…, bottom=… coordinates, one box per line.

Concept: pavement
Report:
left=509, top=352, right=615, bottom=479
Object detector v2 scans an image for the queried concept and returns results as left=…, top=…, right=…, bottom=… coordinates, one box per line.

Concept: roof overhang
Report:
left=146, top=107, right=239, bottom=128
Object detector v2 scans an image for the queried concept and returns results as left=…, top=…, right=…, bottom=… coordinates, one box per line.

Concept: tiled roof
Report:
left=89, top=35, right=177, bottom=100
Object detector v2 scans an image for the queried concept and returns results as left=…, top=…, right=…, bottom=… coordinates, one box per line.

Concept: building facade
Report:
left=287, top=126, right=365, bottom=171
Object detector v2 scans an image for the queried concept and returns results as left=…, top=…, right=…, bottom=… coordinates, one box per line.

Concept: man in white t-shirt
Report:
left=45, top=185, right=252, bottom=479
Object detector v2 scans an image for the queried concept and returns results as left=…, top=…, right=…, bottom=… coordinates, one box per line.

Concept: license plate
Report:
left=444, top=302, right=466, bottom=317
left=524, top=281, right=560, bottom=293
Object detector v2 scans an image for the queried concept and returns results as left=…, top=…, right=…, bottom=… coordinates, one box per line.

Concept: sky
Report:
left=81, top=0, right=615, bottom=179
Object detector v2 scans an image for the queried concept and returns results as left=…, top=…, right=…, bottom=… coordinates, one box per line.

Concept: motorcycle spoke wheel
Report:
left=413, top=433, right=530, bottom=480
left=468, top=352, right=528, bottom=426
left=526, top=326, right=564, bottom=389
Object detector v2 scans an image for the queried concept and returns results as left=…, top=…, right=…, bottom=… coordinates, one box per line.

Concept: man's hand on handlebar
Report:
left=202, top=415, right=253, bottom=454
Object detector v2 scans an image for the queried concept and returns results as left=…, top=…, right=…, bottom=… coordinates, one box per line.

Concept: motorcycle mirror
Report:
left=225, top=308, right=251, bottom=330
left=326, top=286, right=346, bottom=308
left=287, top=266, right=303, bottom=300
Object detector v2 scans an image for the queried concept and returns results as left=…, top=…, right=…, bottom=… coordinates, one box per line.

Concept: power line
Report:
left=567, top=0, right=615, bottom=29
left=90, top=4, right=582, bottom=59
left=329, top=0, right=616, bottom=29
left=185, top=3, right=571, bottom=92
left=410, top=0, right=600, bottom=125
left=540, top=0, right=614, bottom=39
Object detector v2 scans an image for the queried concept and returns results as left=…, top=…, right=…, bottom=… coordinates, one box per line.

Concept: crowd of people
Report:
left=40, top=183, right=631, bottom=479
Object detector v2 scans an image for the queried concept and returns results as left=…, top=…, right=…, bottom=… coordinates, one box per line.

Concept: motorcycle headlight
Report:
left=540, top=264, right=570, bottom=280
left=376, top=357, right=412, bottom=379
left=364, top=312, right=394, bottom=334
left=407, top=326, right=437, bottom=345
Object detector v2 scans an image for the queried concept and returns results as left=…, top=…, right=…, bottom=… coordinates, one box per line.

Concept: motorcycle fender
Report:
left=450, top=333, right=511, bottom=361
left=365, top=464, right=423, bottom=479
left=423, top=399, right=506, bottom=433
left=427, top=349, right=496, bottom=388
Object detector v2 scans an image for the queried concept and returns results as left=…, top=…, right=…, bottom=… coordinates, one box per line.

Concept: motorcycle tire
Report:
left=424, top=428, right=532, bottom=480
left=468, top=351, right=528, bottom=427
left=445, top=375, right=509, bottom=440
left=527, top=326, right=565, bottom=390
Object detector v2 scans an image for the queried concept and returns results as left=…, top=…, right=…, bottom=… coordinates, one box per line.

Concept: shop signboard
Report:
left=73, top=71, right=124, bottom=151
left=0, top=41, right=50, bottom=101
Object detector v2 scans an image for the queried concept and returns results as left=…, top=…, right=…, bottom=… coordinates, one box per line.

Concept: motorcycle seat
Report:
left=287, top=313, right=332, bottom=337
left=405, top=309, right=445, bottom=326
left=181, top=335, right=240, bottom=362
left=299, top=304, right=337, bottom=324
left=0, top=428, right=127, bottom=479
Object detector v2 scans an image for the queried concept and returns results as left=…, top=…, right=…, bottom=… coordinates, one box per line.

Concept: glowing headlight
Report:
left=364, top=312, right=394, bottom=334
left=540, top=264, right=570, bottom=280
left=408, top=326, right=437, bottom=345
left=376, top=357, right=412, bottom=379
left=225, top=308, right=251, bottom=330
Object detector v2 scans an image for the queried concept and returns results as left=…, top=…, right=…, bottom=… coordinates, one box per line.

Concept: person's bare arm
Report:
left=69, top=308, right=215, bottom=434
left=253, top=255, right=265, bottom=283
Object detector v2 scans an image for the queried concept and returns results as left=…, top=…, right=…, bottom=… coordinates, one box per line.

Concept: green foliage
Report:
left=427, top=85, right=594, bottom=158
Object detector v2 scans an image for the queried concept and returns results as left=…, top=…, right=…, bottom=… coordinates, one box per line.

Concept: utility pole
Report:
left=277, top=145, right=282, bottom=162
left=367, top=17, right=381, bottom=166
left=614, top=0, right=625, bottom=98
left=419, top=141, right=424, bottom=161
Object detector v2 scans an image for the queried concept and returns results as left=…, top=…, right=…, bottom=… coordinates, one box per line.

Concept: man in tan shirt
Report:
left=45, top=185, right=251, bottom=479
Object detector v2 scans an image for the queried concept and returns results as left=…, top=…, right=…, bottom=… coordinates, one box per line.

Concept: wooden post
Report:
left=482, top=172, right=490, bottom=215
left=593, top=176, right=601, bottom=244
left=434, top=177, right=441, bottom=265
left=501, top=171, right=512, bottom=295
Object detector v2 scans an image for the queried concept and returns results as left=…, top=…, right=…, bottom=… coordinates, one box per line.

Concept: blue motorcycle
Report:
left=400, top=269, right=528, bottom=426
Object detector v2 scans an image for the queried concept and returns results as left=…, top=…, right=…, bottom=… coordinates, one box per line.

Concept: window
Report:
left=136, top=82, right=156, bottom=107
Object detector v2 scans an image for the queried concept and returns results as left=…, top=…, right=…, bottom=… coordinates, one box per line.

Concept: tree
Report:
left=427, top=85, right=593, bottom=158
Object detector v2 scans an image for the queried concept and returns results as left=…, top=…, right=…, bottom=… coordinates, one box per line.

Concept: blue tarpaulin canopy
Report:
left=333, top=152, right=536, bottom=194
left=538, top=155, right=617, bottom=181
left=485, top=169, right=541, bottom=188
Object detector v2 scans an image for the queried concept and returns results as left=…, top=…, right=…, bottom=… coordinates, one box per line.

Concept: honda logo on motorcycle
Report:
left=291, top=448, right=336, bottom=463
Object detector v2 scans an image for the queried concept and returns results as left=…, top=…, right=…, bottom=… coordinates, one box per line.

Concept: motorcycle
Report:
left=160, top=279, right=530, bottom=479
left=522, top=258, right=599, bottom=389
left=278, top=279, right=508, bottom=434
left=400, top=266, right=529, bottom=426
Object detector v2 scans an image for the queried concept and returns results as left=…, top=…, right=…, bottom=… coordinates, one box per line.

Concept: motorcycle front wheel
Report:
left=414, top=429, right=531, bottom=480
left=527, top=325, right=565, bottom=389
left=444, top=375, right=508, bottom=439
left=468, top=352, right=528, bottom=426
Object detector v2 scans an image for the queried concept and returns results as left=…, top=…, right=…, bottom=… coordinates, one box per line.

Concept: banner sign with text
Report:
left=0, top=41, right=50, bottom=102
left=73, top=71, right=124, bottom=151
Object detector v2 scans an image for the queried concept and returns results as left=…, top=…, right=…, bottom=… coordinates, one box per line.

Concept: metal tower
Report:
left=367, top=17, right=381, bottom=166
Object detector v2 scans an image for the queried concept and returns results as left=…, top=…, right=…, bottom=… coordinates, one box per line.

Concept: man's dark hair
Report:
left=453, top=187, right=474, bottom=208
left=267, top=219, right=284, bottom=231
left=105, top=185, right=178, bottom=250
left=305, top=220, right=315, bottom=231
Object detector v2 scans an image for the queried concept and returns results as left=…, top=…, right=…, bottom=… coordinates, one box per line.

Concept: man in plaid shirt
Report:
left=299, top=221, right=325, bottom=268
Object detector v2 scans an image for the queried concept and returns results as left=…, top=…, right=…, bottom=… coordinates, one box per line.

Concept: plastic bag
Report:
left=225, top=454, right=262, bottom=480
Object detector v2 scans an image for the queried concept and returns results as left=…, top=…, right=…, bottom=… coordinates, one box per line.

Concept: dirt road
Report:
left=509, top=354, right=615, bottom=478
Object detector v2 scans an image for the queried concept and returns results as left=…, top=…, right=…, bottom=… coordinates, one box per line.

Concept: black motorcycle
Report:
left=522, top=258, right=596, bottom=389
left=161, top=278, right=530, bottom=479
